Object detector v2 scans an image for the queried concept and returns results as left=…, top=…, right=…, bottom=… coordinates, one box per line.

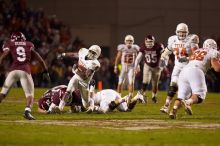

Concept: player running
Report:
left=169, top=39, right=220, bottom=119
left=159, top=23, right=199, bottom=114
left=134, top=35, right=164, bottom=103
left=0, top=32, right=50, bottom=120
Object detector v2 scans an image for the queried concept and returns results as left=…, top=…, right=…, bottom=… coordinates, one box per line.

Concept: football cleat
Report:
left=152, top=96, right=157, bottom=104
left=169, top=109, right=177, bottom=119
left=23, top=110, right=36, bottom=120
left=124, top=95, right=132, bottom=105
left=181, top=100, right=193, bottom=115
left=136, top=91, right=147, bottom=104
left=160, top=105, right=169, bottom=114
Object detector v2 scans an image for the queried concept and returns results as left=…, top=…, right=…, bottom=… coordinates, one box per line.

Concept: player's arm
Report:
left=57, top=52, right=78, bottom=59
left=31, top=49, right=50, bottom=81
left=114, top=51, right=122, bottom=73
left=31, top=49, right=48, bottom=71
left=37, top=107, right=47, bottom=113
left=0, top=49, right=10, bottom=64
left=134, top=52, right=143, bottom=73
left=159, top=47, right=172, bottom=67
left=134, top=52, right=143, bottom=69
left=211, top=53, right=220, bottom=72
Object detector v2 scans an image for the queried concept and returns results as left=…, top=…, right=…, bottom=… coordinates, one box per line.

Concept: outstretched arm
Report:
left=57, top=52, right=78, bottom=59
left=211, top=53, right=220, bottom=72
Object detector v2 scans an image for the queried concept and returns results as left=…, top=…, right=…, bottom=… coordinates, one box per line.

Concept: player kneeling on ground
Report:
left=38, top=85, right=84, bottom=113
left=169, top=39, right=220, bottom=119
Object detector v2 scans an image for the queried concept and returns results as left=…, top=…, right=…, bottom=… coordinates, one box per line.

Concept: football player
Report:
left=134, top=35, right=164, bottom=103
left=0, top=32, right=50, bottom=120
left=114, top=35, right=140, bottom=103
left=58, top=45, right=101, bottom=113
left=169, top=39, right=220, bottom=119
left=91, top=89, right=145, bottom=113
left=38, top=85, right=83, bottom=113
left=159, top=23, right=199, bottom=114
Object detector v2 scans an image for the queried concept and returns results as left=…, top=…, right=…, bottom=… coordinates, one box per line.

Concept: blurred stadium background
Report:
left=0, top=0, right=220, bottom=91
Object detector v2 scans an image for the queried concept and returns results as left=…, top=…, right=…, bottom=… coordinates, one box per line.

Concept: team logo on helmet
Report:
left=10, top=32, right=26, bottom=41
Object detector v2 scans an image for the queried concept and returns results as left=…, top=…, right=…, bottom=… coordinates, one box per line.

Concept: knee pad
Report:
left=167, top=85, right=178, bottom=97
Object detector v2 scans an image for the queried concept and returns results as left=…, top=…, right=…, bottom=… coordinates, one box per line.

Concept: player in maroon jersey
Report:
left=0, top=32, right=50, bottom=120
left=38, top=85, right=83, bottom=113
left=134, top=35, right=164, bottom=103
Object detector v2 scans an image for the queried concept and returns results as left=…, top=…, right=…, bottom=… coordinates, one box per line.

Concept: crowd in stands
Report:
left=0, top=0, right=220, bottom=92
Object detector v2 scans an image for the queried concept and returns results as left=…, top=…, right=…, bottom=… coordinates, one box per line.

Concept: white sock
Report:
left=25, top=107, right=31, bottom=112
left=49, top=103, right=57, bottom=111
left=165, top=98, right=170, bottom=106
left=186, top=98, right=193, bottom=105
left=59, top=100, right=66, bottom=111
left=152, top=92, right=157, bottom=98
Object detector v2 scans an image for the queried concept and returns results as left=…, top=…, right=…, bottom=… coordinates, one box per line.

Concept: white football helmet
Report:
left=87, top=45, right=101, bottom=60
left=203, top=39, right=217, bottom=50
left=190, top=34, right=199, bottom=44
left=124, top=35, right=134, bottom=47
left=176, top=23, right=189, bottom=40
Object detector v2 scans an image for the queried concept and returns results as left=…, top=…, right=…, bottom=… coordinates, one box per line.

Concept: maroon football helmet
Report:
left=145, top=35, right=155, bottom=49
left=10, top=32, right=26, bottom=41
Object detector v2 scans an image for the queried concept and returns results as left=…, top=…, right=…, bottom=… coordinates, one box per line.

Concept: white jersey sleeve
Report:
left=78, top=48, right=88, bottom=58
left=167, top=35, right=176, bottom=51
left=117, top=44, right=125, bottom=52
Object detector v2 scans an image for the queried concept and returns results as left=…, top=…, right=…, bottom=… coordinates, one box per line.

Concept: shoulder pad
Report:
left=117, top=44, right=125, bottom=51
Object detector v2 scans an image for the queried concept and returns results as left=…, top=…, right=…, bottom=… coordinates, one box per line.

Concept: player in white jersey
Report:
left=159, top=23, right=199, bottom=114
left=169, top=39, right=220, bottom=119
left=91, top=89, right=145, bottom=113
left=58, top=45, right=101, bottom=113
left=114, top=35, right=140, bottom=103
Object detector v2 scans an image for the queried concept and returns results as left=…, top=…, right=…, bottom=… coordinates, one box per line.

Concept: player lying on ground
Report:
left=169, top=39, right=220, bottom=119
left=91, top=89, right=146, bottom=114
left=38, top=85, right=84, bottom=113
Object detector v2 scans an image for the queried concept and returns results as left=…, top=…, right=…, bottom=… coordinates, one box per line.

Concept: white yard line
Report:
left=1, top=119, right=220, bottom=130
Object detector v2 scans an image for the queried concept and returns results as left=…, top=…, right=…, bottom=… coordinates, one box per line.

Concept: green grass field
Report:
left=0, top=88, right=220, bottom=146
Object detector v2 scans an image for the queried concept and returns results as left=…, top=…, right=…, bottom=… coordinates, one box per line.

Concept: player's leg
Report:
left=117, top=67, right=126, bottom=95
left=117, top=102, right=128, bottom=112
left=151, top=67, right=162, bottom=103
left=160, top=66, right=180, bottom=113
left=19, top=71, right=35, bottom=120
left=182, top=68, right=206, bottom=115
left=138, top=63, right=151, bottom=102
left=59, top=75, right=79, bottom=111
left=169, top=68, right=191, bottom=119
left=127, top=67, right=135, bottom=104
left=0, top=71, right=18, bottom=103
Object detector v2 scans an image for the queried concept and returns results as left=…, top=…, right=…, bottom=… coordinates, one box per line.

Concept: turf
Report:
left=0, top=88, right=220, bottom=145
